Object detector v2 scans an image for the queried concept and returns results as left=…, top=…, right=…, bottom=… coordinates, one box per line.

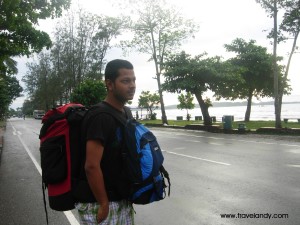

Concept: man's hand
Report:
left=97, top=202, right=109, bottom=223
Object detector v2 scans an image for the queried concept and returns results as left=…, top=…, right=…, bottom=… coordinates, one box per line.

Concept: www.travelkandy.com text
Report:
left=220, top=213, right=288, bottom=220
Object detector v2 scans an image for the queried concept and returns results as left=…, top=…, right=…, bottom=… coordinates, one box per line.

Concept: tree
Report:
left=0, top=78, right=9, bottom=119
left=0, top=57, right=18, bottom=76
left=88, top=15, right=129, bottom=79
left=70, top=79, right=106, bottom=107
left=177, top=92, right=195, bottom=121
left=163, top=52, right=230, bottom=125
left=0, top=0, right=70, bottom=118
left=0, top=75, right=23, bottom=119
left=8, top=108, right=16, bottom=117
left=22, top=10, right=125, bottom=109
left=223, top=38, right=275, bottom=121
left=51, top=9, right=126, bottom=89
left=22, top=52, right=54, bottom=110
left=256, top=0, right=283, bottom=128
left=50, top=10, right=126, bottom=99
left=22, top=99, right=35, bottom=116
left=277, top=0, right=300, bottom=119
left=120, top=0, right=199, bottom=124
left=138, top=91, right=160, bottom=120
left=0, top=0, right=71, bottom=60
left=0, top=53, right=21, bottom=118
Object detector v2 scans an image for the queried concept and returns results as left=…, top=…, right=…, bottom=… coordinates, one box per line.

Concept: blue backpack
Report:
left=122, top=118, right=171, bottom=204
left=99, top=103, right=171, bottom=204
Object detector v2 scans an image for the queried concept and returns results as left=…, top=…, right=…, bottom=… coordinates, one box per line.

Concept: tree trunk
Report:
left=244, top=91, right=253, bottom=122
left=150, top=29, right=168, bottom=125
left=278, top=30, right=299, bottom=125
left=273, top=0, right=282, bottom=128
left=186, top=109, right=190, bottom=121
left=157, top=74, right=168, bottom=124
left=194, top=91, right=211, bottom=125
left=149, top=107, right=153, bottom=118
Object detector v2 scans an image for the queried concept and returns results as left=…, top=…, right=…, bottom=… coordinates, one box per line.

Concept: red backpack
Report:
left=39, top=103, right=91, bottom=212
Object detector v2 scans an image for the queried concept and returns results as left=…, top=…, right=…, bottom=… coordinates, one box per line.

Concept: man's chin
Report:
left=127, top=95, right=135, bottom=100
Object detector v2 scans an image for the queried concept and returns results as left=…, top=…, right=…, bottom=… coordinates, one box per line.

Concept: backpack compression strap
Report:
left=160, top=165, right=171, bottom=197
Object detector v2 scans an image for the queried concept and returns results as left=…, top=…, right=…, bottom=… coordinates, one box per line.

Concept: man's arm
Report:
left=85, top=140, right=109, bottom=223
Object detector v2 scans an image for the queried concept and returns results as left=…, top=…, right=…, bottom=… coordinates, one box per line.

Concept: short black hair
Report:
left=105, top=59, right=134, bottom=81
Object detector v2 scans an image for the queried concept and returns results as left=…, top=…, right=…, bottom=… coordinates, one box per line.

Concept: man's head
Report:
left=105, top=59, right=134, bottom=82
left=104, top=59, right=136, bottom=104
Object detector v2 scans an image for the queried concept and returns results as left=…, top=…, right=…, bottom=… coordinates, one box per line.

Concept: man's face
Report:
left=111, top=68, right=136, bottom=103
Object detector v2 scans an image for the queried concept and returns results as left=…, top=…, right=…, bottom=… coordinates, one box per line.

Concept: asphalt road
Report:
left=0, top=118, right=299, bottom=225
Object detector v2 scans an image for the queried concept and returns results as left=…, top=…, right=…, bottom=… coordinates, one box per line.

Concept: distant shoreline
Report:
left=191, top=100, right=300, bottom=108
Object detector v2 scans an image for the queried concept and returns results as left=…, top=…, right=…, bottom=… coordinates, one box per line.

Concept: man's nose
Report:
left=130, top=80, right=136, bottom=88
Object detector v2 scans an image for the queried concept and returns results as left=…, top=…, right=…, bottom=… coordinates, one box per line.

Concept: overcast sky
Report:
left=12, top=0, right=300, bottom=109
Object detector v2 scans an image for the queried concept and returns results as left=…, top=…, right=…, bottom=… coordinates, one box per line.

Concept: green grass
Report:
left=141, top=119, right=300, bottom=130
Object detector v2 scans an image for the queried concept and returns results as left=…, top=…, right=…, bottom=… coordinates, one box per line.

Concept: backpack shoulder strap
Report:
left=90, top=102, right=132, bottom=126
left=124, top=106, right=133, bottom=120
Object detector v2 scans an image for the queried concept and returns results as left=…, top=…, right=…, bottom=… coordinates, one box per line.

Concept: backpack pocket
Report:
left=131, top=174, right=165, bottom=204
left=40, top=135, right=67, bottom=184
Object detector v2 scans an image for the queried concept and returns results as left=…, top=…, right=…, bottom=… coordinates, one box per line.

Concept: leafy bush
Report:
left=70, top=79, right=106, bottom=107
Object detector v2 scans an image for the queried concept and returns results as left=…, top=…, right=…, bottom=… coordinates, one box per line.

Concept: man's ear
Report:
left=105, top=79, right=113, bottom=91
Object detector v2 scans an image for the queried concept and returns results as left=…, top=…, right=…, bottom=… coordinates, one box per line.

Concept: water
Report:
left=153, top=103, right=300, bottom=121
left=136, top=95, right=300, bottom=121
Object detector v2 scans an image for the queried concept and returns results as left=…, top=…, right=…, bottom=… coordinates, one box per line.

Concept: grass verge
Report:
left=141, top=119, right=300, bottom=130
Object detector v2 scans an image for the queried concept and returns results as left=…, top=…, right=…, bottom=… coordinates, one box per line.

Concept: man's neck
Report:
left=104, top=96, right=125, bottom=112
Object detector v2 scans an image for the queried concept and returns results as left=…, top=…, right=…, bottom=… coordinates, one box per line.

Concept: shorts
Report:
left=75, top=200, right=135, bottom=225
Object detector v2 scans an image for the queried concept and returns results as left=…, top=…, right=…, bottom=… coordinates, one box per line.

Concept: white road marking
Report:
left=174, top=147, right=186, bottom=150
left=64, top=211, right=80, bottom=225
left=9, top=122, right=79, bottom=225
left=281, top=144, right=300, bottom=147
left=186, top=140, right=200, bottom=143
left=16, top=132, right=42, bottom=175
left=288, top=149, right=300, bottom=154
left=287, top=164, right=300, bottom=168
left=209, top=142, right=223, bottom=146
left=170, top=136, right=223, bottom=145
left=163, top=150, right=231, bottom=166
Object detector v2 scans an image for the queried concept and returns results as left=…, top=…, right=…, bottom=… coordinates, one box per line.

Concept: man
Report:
left=76, top=59, right=136, bottom=224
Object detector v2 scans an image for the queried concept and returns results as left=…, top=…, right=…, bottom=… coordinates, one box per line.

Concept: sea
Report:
left=135, top=95, right=300, bottom=122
